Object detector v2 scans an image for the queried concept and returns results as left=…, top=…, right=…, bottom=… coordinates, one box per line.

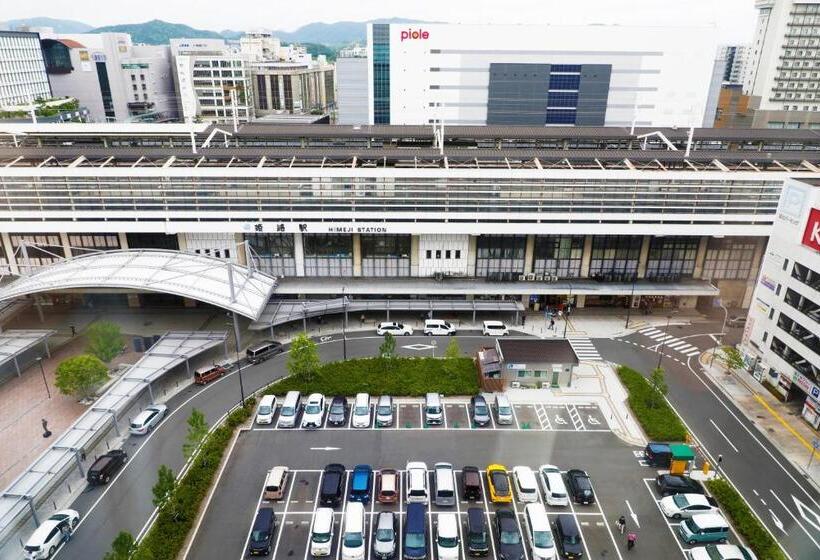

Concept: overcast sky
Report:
left=7, top=0, right=758, bottom=42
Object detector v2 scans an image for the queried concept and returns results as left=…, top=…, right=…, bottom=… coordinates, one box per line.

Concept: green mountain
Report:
left=0, top=17, right=92, bottom=33
left=91, top=19, right=222, bottom=44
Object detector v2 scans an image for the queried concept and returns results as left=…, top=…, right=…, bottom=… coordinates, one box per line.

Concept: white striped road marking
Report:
left=667, top=341, right=689, bottom=350
left=685, top=349, right=702, bottom=357
left=638, top=327, right=659, bottom=334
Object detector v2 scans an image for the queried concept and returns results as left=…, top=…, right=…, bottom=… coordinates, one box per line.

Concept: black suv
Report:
left=566, top=469, right=595, bottom=505
left=87, top=449, right=127, bottom=485
left=656, top=474, right=705, bottom=497
left=320, top=463, right=346, bottom=506
left=553, top=514, right=584, bottom=559
left=494, top=509, right=524, bottom=560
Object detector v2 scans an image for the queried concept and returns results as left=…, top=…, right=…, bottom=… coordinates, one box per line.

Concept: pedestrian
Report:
left=60, top=523, right=71, bottom=543
left=627, top=532, right=637, bottom=550
left=557, top=309, right=563, bottom=320
left=549, top=318, right=555, bottom=330
left=69, top=325, right=76, bottom=337
left=616, top=515, right=626, bottom=534
left=360, top=314, right=365, bottom=325
left=521, top=314, right=527, bottom=327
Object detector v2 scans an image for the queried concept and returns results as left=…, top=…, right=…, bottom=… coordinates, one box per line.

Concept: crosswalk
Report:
left=567, top=336, right=603, bottom=361
left=636, top=327, right=702, bottom=357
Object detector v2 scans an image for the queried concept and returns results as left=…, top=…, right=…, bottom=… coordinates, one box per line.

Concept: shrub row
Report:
left=616, top=365, right=687, bottom=441
left=705, top=478, right=787, bottom=560
left=134, top=398, right=255, bottom=560
left=266, top=356, right=479, bottom=397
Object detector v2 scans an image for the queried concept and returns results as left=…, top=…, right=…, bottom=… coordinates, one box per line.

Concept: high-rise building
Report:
left=746, top=0, right=820, bottom=128
left=336, top=47, right=368, bottom=125
left=171, top=38, right=253, bottom=125
left=364, top=23, right=720, bottom=127
left=720, top=45, right=752, bottom=86
left=0, top=31, right=51, bottom=108
left=741, top=177, right=820, bottom=429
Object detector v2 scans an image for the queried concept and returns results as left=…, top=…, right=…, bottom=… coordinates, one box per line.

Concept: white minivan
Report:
left=425, top=393, right=443, bottom=425
left=256, top=394, right=277, bottom=425
left=512, top=466, right=539, bottom=503
left=406, top=461, right=429, bottom=503
left=523, top=503, right=556, bottom=560
left=310, top=508, right=335, bottom=557
left=423, top=319, right=456, bottom=336
left=341, top=502, right=366, bottom=560
left=278, top=391, right=302, bottom=428
left=352, top=393, right=371, bottom=428
left=538, top=465, right=569, bottom=507
left=436, top=513, right=460, bottom=560
left=495, top=394, right=514, bottom=425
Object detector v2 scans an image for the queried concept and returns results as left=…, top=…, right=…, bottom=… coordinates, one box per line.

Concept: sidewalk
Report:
left=699, top=351, right=820, bottom=488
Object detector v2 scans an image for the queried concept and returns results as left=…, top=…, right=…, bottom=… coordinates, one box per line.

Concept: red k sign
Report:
left=803, top=207, right=820, bottom=252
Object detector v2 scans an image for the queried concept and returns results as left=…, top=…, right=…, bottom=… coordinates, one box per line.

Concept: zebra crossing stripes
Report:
left=567, top=337, right=603, bottom=361
left=632, top=327, right=702, bottom=357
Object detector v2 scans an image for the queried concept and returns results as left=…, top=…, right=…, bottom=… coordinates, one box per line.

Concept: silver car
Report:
left=129, top=404, right=168, bottom=435
left=373, top=511, right=396, bottom=559
left=376, top=395, right=394, bottom=427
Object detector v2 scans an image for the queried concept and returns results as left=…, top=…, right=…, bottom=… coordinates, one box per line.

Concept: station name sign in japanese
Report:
left=243, top=222, right=390, bottom=234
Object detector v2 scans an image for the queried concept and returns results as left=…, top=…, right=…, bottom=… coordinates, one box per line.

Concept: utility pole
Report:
left=656, top=311, right=678, bottom=370
left=624, top=278, right=636, bottom=329
left=709, top=299, right=729, bottom=368
left=342, top=288, right=348, bottom=361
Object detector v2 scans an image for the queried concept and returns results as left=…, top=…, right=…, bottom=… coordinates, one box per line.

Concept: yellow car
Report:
left=486, top=464, right=512, bottom=503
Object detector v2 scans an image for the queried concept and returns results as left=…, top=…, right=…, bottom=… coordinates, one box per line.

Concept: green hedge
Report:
left=265, top=356, right=479, bottom=397
left=135, top=398, right=255, bottom=560
left=706, top=478, right=787, bottom=560
left=616, top=365, right=687, bottom=441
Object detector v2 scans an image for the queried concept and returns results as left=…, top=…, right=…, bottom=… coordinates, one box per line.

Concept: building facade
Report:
left=720, top=45, right=752, bottom=86
left=364, top=23, right=720, bottom=127
left=0, top=31, right=51, bottom=108
left=742, top=177, right=820, bottom=429
left=336, top=51, right=368, bottom=124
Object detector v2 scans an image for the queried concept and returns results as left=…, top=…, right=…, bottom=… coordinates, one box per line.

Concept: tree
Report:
left=54, top=354, right=109, bottom=400
left=648, top=366, right=668, bottom=408
left=445, top=338, right=461, bottom=359
left=103, top=531, right=137, bottom=560
left=86, top=320, right=124, bottom=362
left=182, top=408, right=209, bottom=460
left=721, top=346, right=744, bottom=374
left=151, top=464, right=176, bottom=508
left=287, top=333, right=321, bottom=381
left=379, top=332, right=396, bottom=359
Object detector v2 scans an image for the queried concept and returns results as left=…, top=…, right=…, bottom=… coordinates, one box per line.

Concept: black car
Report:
left=462, top=466, right=482, bottom=501
left=248, top=507, right=276, bottom=556
left=327, top=396, right=347, bottom=426
left=470, top=395, right=491, bottom=426
left=494, top=509, right=524, bottom=560
left=655, top=474, right=705, bottom=497
left=87, top=449, right=127, bottom=485
left=466, top=507, right=489, bottom=557
left=553, top=514, right=583, bottom=559
left=320, top=463, right=346, bottom=506
left=565, top=469, right=595, bottom=505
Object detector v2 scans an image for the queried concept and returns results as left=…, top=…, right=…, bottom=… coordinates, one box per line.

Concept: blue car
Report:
left=349, top=464, right=373, bottom=504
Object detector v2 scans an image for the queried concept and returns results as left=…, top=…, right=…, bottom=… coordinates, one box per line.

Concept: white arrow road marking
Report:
left=770, top=510, right=788, bottom=535
left=625, top=499, right=640, bottom=528
left=310, top=446, right=341, bottom=451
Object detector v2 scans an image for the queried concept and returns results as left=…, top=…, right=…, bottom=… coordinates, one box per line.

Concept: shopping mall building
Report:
left=0, top=122, right=817, bottom=325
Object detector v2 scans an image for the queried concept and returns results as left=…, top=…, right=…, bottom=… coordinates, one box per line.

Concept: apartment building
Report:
left=0, top=30, right=51, bottom=108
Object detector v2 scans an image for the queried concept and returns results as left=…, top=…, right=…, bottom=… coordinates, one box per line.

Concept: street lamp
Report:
left=709, top=299, right=730, bottom=368
left=656, top=311, right=678, bottom=370
left=562, top=283, right=573, bottom=338
left=35, top=357, right=51, bottom=399
left=342, top=287, right=348, bottom=361
left=624, top=276, right=636, bottom=329
left=227, top=313, right=245, bottom=407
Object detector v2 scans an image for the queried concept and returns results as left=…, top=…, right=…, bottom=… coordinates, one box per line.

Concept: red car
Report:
left=194, top=363, right=227, bottom=385
left=378, top=469, right=398, bottom=503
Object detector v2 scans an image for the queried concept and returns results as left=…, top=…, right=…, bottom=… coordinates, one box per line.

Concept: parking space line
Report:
left=322, top=404, right=330, bottom=430
left=419, top=403, right=424, bottom=427
left=642, top=478, right=688, bottom=558
left=427, top=471, right=435, bottom=560
left=395, top=402, right=401, bottom=430
left=566, top=404, right=585, bottom=431
left=367, top=486, right=376, bottom=560
left=479, top=472, right=499, bottom=560
left=302, top=473, right=324, bottom=560
left=586, top=478, right=624, bottom=560
left=443, top=404, right=448, bottom=429
left=463, top=403, right=472, bottom=429
left=510, top=403, right=521, bottom=430
left=566, top=491, right=593, bottom=560
left=453, top=469, right=467, bottom=560
left=398, top=470, right=404, bottom=560
left=347, top=399, right=354, bottom=429
left=237, top=481, right=267, bottom=559
left=508, top=487, right=531, bottom=560
left=262, top=468, right=298, bottom=560
left=487, top=401, right=497, bottom=429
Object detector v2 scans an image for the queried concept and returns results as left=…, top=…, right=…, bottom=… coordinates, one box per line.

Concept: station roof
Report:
left=0, top=330, right=55, bottom=369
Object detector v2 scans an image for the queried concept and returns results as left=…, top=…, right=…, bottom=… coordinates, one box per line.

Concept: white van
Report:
left=436, top=513, right=460, bottom=560
left=512, top=466, right=539, bottom=503
left=495, top=394, right=514, bottom=425
left=406, top=461, right=429, bottom=503
left=434, top=463, right=456, bottom=507
left=278, top=391, right=301, bottom=428
left=256, top=395, right=277, bottom=425
left=341, top=502, right=366, bottom=560
left=425, top=393, right=443, bottom=425
left=263, top=466, right=289, bottom=501
left=523, top=503, right=556, bottom=560
left=538, top=465, right=569, bottom=507
left=310, top=508, right=335, bottom=557
left=352, top=393, right=371, bottom=428
left=423, top=319, right=456, bottom=336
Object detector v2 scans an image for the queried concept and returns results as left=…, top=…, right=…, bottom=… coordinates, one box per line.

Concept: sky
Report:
left=6, top=0, right=758, bottom=43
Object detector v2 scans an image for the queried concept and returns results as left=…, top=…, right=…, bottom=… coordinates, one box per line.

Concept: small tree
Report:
left=55, top=354, right=109, bottom=400
left=379, top=332, right=396, bottom=359
left=287, top=332, right=321, bottom=381
left=445, top=338, right=461, bottom=359
left=151, top=464, right=176, bottom=509
left=86, top=320, right=124, bottom=362
left=648, top=366, right=668, bottom=408
left=722, top=346, right=744, bottom=374
left=104, top=531, right=137, bottom=560
left=182, top=408, right=209, bottom=460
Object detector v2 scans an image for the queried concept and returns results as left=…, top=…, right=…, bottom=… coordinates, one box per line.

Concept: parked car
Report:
left=644, top=442, right=672, bottom=468
left=256, top=395, right=277, bottom=425
left=23, top=509, right=79, bottom=560
left=246, top=340, right=283, bottom=364
left=129, top=404, right=168, bottom=435
left=487, top=464, right=512, bottom=503
left=656, top=474, right=706, bottom=497
left=193, top=363, right=226, bottom=385
left=310, top=508, right=335, bottom=557
left=678, top=513, right=730, bottom=545
left=470, top=395, right=491, bottom=426
left=538, top=465, right=569, bottom=507
left=377, top=322, right=413, bottom=336
left=494, top=394, right=514, bottom=425
left=512, top=466, right=539, bottom=503
left=342, top=502, right=366, bottom=560
left=462, top=466, right=482, bottom=501
left=494, top=508, right=525, bottom=560
left=352, top=393, right=371, bottom=428
left=423, top=319, right=456, bottom=336
left=373, top=511, right=397, bottom=559
left=327, top=395, right=347, bottom=426
left=263, top=466, right=290, bottom=501
left=378, top=469, right=399, bottom=503
left=466, top=507, right=489, bottom=557
left=404, top=503, right=428, bottom=560
left=660, top=493, right=720, bottom=520
left=247, top=507, right=276, bottom=556
left=301, top=393, right=326, bottom=429
left=690, top=544, right=757, bottom=560
left=434, top=462, right=456, bottom=507
left=320, top=463, right=347, bottom=506
left=523, top=503, right=556, bottom=560
left=565, top=470, right=595, bottom=505
left=436, top=513, right=460, bottom=560
left=349, top=464, right=373, bottom=504
left=552, top=514, right=583, bottom=559
left=376, top=395, right=394, bottom=427
left=87, top=449, right=127, bottom=485
left=406, top=461, right=429, bottom=503
left=482, top=321, right=509, bottom=336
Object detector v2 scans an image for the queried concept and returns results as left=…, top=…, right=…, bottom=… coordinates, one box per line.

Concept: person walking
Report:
left=626, top=532, right=637, bottom=550
left=521, top=314, right=527, bottom=327
left=616, top=515, right=626, bottom=534
left=549, top=318, right=555, bottom=330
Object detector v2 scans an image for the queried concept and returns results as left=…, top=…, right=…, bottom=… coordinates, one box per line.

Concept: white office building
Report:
left=742, top=177, right=820, bottom=429
left=364, top=23, right=720, bottom=127
left=336, top=49, right=368, bottom=124
left=0, top=31, right=51, bottom=108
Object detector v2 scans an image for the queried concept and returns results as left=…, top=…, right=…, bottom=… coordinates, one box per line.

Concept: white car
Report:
left=690, top=544, right=757, bottom=560
left=512, top=466, right=539, bottom=503
left=376, top=322, right=414, bottom=336
left=24, top=509, right=80, bottom=559
left=405, top=461, right=429, bottom=503
left=423, top=319, right=456, bottom=336
left=482, top=321, right=509, bottom=336
left=301, top=393, right=326, bottom=429
left=538, top=465, right=569, bottom=507
left=351, top=393, right=371, bottom=428
left=129, top=404, right=168, bottom=435
left=436, top=513, right=460, bottom=560
left=659, top=493, right=720, bottom=520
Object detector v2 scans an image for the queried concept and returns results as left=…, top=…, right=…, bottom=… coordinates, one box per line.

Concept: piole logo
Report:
left=400, top=29, right=430, bottom=41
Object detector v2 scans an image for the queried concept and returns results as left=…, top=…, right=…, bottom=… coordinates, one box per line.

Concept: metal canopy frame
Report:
left=0, top=330, right=55, bottom=377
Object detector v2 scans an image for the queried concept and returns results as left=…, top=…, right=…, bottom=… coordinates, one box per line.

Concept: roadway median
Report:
left=615, top=364, right=687, bottom=441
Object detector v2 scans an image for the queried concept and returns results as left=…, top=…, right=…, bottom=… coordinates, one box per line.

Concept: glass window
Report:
left=476, top=235, right=527, bottom=278
left=10, top=233, right=64, bottom=270
left=702, top=237, right=757, bottom=280
left=645, top=236, right=700, bottom=280
left=68, top=233, right=121, bottom=254
left=588, top=236, right=642, bottom=281
left=304, top=234, right=353, bottom=276
left=533, top=236, right=584, bottom=278
left=247, top=233, right=296, bottom=276
left=361, top=234, right=410, bottom=277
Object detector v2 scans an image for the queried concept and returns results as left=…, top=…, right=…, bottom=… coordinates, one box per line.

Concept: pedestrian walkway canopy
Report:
left=0, top=331, right=227, bottom=543
left=0, top=330, right=55, bottom=377
left=0, top=249, right=277, bottom=320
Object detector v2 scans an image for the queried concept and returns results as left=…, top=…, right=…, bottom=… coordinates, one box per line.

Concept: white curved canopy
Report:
left=0, top=250, right=277, bottom=320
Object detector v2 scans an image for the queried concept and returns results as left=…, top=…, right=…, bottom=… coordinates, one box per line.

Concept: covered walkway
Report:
left=0, top=330, right=55, bottom=379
